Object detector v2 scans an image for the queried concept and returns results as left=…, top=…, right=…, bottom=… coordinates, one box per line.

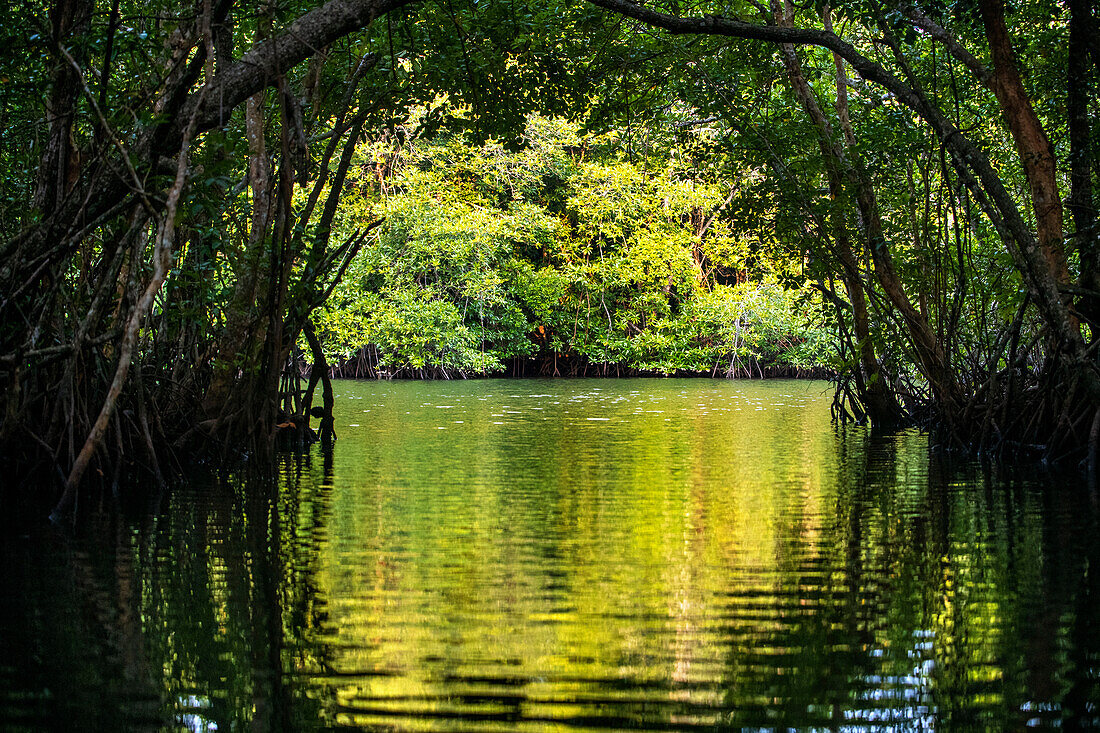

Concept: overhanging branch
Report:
left=584, top=0, right=1081, bottom=353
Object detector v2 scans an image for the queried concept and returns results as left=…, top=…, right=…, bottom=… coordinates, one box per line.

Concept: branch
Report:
left=183, top=0, right=416, bottom=133
left=4, top=0, right=416, bottom=269
left=584, top=0, right=1081, bottom=353
left=51, top=88, right=207, bottom=522
left=894, top=3, right=992, bottom=85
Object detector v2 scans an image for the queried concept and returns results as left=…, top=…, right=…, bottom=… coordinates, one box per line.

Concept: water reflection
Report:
left=1, top=379, right=1097, bottom=730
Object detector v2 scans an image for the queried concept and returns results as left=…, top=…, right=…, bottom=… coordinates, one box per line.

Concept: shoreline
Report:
left=325, top=351, right=837, bottom=382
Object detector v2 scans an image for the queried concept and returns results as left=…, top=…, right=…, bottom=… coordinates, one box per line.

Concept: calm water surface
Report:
left=2, top=378, right=1098, bottom=730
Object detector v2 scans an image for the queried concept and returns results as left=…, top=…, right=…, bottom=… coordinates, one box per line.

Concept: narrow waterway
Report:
left=2, top=378, right=1098, bottom=730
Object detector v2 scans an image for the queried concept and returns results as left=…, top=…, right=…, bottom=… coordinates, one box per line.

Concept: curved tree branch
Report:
left=4, top=0, right=417, bottom=271
left=584, top=0, right=1081, bottom=354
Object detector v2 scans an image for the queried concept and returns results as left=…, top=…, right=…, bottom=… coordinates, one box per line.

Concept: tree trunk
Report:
left=979, top=0, right=1073, bottom=304
left=303, top=322, right=336, bottom=446
left=34, top=0, right=92, bottom=217
left=773, top=0, right=909, bottom=426
left=202, top=90, right=273, bottom=420
left=52, top=111, right=199, bottom=519
left=1068, top=0, right=1099, bottom=325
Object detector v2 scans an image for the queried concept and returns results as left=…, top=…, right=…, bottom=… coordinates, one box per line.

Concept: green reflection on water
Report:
left=2, top=378, right=1097, bottom=730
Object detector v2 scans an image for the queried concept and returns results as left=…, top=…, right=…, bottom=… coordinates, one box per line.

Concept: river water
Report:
left=2, top=378, right=1098, bottom=730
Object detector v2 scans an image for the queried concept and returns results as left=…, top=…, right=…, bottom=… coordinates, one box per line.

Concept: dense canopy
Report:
left=0, top=0, right=1097, bottom=515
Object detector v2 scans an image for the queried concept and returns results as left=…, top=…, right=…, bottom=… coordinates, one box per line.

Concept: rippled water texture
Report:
left=2, top=378, right=1099, bottom=730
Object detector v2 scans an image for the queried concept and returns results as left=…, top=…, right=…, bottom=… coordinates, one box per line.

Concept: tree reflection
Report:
left=718, top=427, right=1100, bottom=729
left=3, top=381, right=1098, bottom=730
left=1, top=454, right=340, bottom=731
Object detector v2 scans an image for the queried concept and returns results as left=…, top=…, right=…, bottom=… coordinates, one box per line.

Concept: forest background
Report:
left=0, top=0, right=1097, bottom=517
left=316, top=113, right=831, bottom=380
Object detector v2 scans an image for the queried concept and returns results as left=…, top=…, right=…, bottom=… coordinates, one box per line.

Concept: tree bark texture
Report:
left=978, top=0, right=1070, bottom=292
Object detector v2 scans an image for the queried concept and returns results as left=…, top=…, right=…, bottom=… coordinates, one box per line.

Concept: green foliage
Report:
left=315, top=115, right=832, bottom=376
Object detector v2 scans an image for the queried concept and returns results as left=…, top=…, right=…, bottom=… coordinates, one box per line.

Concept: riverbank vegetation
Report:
left=314, top=115, right=833, bottom=378
left=0, top=0, right=1097, bottom=515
